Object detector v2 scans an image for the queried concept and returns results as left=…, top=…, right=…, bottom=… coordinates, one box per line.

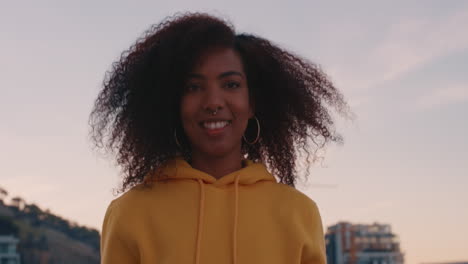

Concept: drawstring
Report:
left=195, top=179, right=205, bottom=264
left=233, top=174, right=240, bottom=264
left=194, top=175, right=240, bottom=264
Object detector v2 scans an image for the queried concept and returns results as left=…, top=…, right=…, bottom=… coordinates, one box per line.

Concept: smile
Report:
left=202, top=120, right=231, bottom=129
left=199, top=120, right=232, bottom=136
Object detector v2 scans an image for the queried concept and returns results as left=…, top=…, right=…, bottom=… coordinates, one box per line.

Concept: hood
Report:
left=144, top=156, right=277, bottom=264
left=147, top=156, right=276, bottom=186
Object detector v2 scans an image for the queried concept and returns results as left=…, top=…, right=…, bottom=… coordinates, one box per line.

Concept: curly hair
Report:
left=89, top=12, right=351, bottom=193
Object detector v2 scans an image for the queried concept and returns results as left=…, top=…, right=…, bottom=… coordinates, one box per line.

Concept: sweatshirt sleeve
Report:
left=300, top=200, right=327, bottom=264
left=100, top=200, right=139, bottom=264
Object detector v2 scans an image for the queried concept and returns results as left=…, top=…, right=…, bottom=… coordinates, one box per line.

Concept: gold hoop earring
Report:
left=174, top=129, right=182, bottom=149
left=243, top=116, right=260, bottom=145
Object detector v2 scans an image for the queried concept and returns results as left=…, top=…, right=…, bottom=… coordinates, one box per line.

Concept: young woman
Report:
left=90, top=12, right=350, bottom=264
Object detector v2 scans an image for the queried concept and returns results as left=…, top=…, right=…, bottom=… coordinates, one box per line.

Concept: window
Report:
left=0, top=243, right=9, bottom=253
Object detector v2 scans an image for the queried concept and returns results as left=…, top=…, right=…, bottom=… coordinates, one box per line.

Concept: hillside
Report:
left=0, top=189, right=100, bottom=264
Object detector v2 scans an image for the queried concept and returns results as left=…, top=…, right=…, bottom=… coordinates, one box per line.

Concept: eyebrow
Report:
left=187, top=71, right=245, bottom=80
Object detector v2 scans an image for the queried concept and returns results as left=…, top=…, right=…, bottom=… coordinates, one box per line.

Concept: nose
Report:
left=202, top=84, right=224, bottom=115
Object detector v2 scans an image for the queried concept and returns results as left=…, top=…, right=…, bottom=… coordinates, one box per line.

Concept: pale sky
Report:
left=1, top=1, right=467, bottom=264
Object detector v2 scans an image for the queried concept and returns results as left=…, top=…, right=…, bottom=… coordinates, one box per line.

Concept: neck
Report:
left=190, top=150, right=243, bottom=180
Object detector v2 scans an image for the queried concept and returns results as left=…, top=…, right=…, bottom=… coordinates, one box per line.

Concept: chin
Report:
left=197, top=144, right=237, bottom=158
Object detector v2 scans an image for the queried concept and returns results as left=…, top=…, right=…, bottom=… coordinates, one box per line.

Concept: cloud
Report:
left=415, top=84, right=468, bottom=110
left=371, top=9, right=468, bottom=83
left=328, top=8, right=468, bottom=92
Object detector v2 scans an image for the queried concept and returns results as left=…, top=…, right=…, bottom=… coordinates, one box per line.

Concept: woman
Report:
left=90, top=12, right=350, bottom=264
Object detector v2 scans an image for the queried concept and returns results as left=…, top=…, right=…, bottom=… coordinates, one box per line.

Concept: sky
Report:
left=1, top=1, right=467, bottom=263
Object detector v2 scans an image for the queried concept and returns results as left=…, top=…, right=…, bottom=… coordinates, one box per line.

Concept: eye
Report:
left=185, top=83, right=201, bottom=92
left=225, top=81, right=240, bottom=89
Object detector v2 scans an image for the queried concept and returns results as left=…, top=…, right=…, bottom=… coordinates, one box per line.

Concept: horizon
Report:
left=0, top=193, right=465, bottom=264
left=1, top=1, right=467, bottom=263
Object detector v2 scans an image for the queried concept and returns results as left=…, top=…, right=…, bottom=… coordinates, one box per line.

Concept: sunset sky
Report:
left=1, top=1, right=467, bottom=263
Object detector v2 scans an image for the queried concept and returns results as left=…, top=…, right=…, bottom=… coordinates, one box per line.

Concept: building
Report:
left=326, top=222, right=404, bottom=264
left=0, top=235, right=21, bottom=264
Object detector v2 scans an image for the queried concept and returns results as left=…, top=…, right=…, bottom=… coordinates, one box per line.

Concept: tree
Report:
left=11, top=196, right=25, bottom=210
left=0, top=216, right=19, bottom=236
left=0, top=187, right=7, bottom=201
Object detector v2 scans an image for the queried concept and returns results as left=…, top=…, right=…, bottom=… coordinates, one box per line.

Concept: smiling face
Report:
left=180, top=47, right=253, bottom=160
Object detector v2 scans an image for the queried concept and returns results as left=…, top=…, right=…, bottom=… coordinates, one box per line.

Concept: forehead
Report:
left=191, top=47, right=244, bottom=74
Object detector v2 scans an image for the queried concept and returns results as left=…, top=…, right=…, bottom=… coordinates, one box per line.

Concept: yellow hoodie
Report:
left=100, top=157, right=326, bottom=264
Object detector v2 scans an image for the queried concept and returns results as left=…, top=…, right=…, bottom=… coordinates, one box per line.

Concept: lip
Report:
left=205, top=126, right=227, bottom=136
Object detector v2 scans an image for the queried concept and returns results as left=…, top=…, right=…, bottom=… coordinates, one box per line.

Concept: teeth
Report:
left=203, top=121, right=229, bottom=129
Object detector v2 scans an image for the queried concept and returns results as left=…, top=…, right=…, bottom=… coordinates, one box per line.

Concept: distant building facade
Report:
left=326, top=222, right=404, bottom=264
left=0, top=235, right=21, bottom=264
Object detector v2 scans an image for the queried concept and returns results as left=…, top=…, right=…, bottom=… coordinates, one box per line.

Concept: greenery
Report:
left=0, top=215, right=19, bottom=236
left=0, top=188, right=100, bottom=263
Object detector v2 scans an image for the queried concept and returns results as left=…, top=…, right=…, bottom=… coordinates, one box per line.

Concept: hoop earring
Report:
left=243, top=116, right=260, bottom=145
left=174, top=129, right=182, bottom=149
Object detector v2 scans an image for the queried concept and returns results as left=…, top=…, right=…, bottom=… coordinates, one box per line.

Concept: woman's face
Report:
left=180, top=47, right=253, bottom=159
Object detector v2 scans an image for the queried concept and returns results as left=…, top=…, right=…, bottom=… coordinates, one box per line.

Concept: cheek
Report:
left=180, top=96, right=196, bottom=119
left=232, top=100, right=253, bottom=130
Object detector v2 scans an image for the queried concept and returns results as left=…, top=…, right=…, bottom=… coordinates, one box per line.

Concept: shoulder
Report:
left=273, top=183, right=321, bottom=218
left=104, top=183, right=155, bottom=218
left=101, top=183, right=157, bottom=238
left=274, top=183, right=318, bottom=205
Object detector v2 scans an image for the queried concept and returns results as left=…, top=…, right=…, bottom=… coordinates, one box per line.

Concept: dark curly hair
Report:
left=89, top=12, right=352, bottom=193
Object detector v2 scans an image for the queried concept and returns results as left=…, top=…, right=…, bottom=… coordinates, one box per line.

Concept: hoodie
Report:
left=100, top=157, right=326, bottom=264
